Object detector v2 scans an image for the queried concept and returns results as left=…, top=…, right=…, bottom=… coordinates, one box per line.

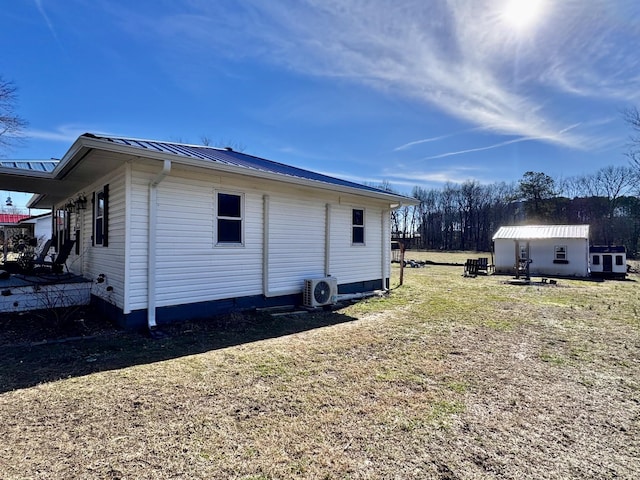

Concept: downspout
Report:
left=381, top=210, right=387, bottom=291
left=147, top=159, right=171, bottom=329
left=262, top=194, right=270, bottom=296
left=325, top=203, right=331, bottom=276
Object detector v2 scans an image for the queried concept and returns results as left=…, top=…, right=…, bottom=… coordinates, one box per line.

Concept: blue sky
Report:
left=2, top=0, right=639, bottom=209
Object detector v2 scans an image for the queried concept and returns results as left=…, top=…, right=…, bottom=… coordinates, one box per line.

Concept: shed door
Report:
left=603, top=255, right=613, bottom=273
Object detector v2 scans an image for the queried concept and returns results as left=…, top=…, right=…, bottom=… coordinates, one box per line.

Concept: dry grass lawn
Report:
left=1, top=251, right=639, bottom=479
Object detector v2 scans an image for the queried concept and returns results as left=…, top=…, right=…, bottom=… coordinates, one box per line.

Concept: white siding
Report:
left=124, top=162, right=394, bottom=313
left=65, top=163, right=127, bottom=309
left=382, top=210, right=391, bottom=279
left=267, top=194, right=326, bottom=293
left=494, top=238, right=589, bottom=277
left=328, top=204, right=384, bottom=284
left=128, top=165, right=264, bottom=310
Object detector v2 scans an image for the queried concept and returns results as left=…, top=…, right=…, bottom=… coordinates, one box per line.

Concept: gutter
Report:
left=147, top=159, right=171, bottom=330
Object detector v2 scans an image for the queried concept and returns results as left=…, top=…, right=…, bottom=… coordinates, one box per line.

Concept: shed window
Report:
left=554, top=245, right=567, bottom=261
left=519, top=244, right=528, bottom=260
left=216, top=192, right=243, bottom=244
left=592, top=255, right=600, bottom=265
left=352, top=208, right=365, bottom=245
left=615, top=255, right=624, bottom=266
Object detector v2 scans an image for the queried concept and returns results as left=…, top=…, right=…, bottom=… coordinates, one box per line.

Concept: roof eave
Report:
left=75, top=135, right=417, bottom=207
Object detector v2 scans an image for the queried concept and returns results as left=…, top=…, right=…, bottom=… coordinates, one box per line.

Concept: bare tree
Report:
left=200, top=135, right=246, bottom=152
left=0, top=76, right=28, bottom=154
left=624, top=107, right=640, bottom=191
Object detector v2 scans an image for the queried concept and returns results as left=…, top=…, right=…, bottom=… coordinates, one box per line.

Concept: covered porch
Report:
left=0, top=271, right=92, bottom=314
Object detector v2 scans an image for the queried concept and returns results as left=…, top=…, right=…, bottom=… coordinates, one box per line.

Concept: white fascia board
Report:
left=0, top=166, right=53, bottom=179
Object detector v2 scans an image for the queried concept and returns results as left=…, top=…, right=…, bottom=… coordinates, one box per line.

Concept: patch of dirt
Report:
left=0, top=306, right=117, bottom=346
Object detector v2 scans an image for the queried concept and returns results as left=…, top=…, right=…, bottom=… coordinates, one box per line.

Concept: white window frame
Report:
left=352, top=208, right=365, bottom=246
left=554, top=245, right=567, bottom=261
left=519, top=244, right=528, bottom=260
left=215, top=190, right=245, bottom=246
left=94, top=188, right=106, bottom=246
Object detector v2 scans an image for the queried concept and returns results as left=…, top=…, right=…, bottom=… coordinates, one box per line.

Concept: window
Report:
left=592, top=255, right=600, bottom=265
left=54, top=208, right=70, bottom=251
left=554, top=245, right=567, bottom=260
left=216, top=192, right=243, bottom=244
left=616, top=255, right=624, bottom=266
left=93, top=185, right=109, bottom=246
left=352, top=208, right=365, bottom=245
left=519, top=244, right=528, bottom=260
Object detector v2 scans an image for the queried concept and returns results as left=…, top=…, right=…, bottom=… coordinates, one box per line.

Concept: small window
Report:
left=592, top=255, right=600, bottom=265
left=554, top=245, right=567, bottom=260
left=615, top=255, right=624, bottom=266
left=93, top=185, right=109, bottom=247
left=519, top=245, right=528, bottom=260
left=95, top=191, right=104, bottom=244
left=352, top=208, right=365, bottom=245
left=216, top=192, right=243, bottom=244
left=54, top=208, right=70, bottom=251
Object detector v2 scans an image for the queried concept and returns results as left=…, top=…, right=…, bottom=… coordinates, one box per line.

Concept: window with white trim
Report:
left=93, top=185, right=109, bottom=247
left=519, top=244, right=528, bottom=260
left=352, top=208, right=365, bottom=245
left=216, top=192, right=243, bottom=244
left=554, top=245, right=567, bottom=261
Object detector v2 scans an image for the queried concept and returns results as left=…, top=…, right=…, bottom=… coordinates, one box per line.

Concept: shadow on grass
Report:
left=0, top=309, right=357, bottom=393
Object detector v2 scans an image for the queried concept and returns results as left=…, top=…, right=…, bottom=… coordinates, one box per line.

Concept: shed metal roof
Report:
left=0, top=160, right=58, bottom=173
left=0, top=214, right=30, bottom=225
left=492, top=225, right=589, bottom=240
left=85, top=134, right=397, bottom=197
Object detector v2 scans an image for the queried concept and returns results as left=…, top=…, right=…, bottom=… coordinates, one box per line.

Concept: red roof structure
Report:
left=0, top=214, right=30, bottom=225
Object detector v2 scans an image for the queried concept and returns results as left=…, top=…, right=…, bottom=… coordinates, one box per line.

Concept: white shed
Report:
left=18, top=212, right=52, bottom=243
left=492, top=225, right=590, bottom=277
left=589, top=245, right=627, bottom=279
left=1, top=134, right=416, bottom=330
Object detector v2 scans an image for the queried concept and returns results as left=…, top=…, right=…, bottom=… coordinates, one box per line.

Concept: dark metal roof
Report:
left=85, top=134, right=401, bottom=197
left=590, top=245, right=625, bottom=253
left=0, top=160, right=58, bottom=173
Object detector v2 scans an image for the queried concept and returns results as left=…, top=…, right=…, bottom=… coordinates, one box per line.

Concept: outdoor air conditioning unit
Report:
left=303, top=277, right=338, bottom=307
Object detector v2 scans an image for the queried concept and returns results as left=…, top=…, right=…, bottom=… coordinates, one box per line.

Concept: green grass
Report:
left=0, top=250, right=639, bottom=479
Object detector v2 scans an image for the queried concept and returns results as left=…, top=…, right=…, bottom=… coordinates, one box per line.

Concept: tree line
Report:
left=390, top=107, right=640, bottom=256
left=391, top=165, right=640, bottom=257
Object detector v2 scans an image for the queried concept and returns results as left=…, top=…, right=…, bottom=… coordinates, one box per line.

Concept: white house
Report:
left=492, top=225, right=590, bottom=277
left=0, top=133, right=416, bottom=330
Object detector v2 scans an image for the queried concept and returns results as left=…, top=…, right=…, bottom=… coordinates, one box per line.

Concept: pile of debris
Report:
left=403, top=259, right=428, bottom=268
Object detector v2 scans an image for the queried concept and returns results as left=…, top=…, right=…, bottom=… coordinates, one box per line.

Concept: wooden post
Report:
left=399, top=240, right=406, bottom=286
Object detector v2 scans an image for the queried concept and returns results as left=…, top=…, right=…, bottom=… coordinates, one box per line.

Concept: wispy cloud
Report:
left=384, top=167, right=490, bottom=187
left=422, top=137, right=537, bottom=161
left=25, top=125, right=116, bottom=143
left=34, top=0, right=61, bottom=45
left=421, top=123, right=583, bottom=160
left=394, top=127, right=490, bottom=151
left=114, top=0, right=639, bottom=151
left=319, top=164, right=490, bottom=190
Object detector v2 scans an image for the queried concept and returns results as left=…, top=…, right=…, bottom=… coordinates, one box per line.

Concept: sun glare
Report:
left=501, top=0, right=547, bottom=31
